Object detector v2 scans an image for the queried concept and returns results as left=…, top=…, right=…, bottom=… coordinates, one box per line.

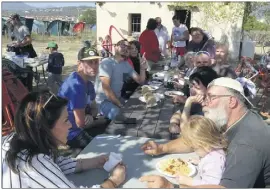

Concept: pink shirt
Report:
left=192, top=149, right=226, bottom=186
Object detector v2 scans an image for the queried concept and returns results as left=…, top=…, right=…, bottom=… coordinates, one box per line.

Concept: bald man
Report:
left=154, top=17, right=169, bottom=58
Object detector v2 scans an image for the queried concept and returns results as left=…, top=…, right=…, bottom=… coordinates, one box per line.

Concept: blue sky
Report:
left=25, top=2, right=95, bottom=8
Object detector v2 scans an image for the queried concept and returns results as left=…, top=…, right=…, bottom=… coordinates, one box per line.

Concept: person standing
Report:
left=171, top=15, right=189, bottom=58
left=9, top=13, right=37, bottom=91
left=139, top=18, right=160, bottom=71
left=154, top=17, right=170, bottom=58
left=46, top=41, right=65, bottom=94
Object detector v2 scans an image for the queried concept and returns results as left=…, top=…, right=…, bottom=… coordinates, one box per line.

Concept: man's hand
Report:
left=172, top=95, right=186, bottom=104
left=139, top=175, right=174, bottom=188
left=141, top=141, right=163, bottom=156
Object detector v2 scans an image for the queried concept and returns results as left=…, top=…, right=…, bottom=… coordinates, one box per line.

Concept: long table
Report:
left=105, top=85, right=183, bottom=140
left=66, top=134, right=198, bottom=188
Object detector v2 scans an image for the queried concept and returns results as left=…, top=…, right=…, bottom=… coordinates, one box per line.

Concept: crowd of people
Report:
left=2, top=13, right=270, bottom=188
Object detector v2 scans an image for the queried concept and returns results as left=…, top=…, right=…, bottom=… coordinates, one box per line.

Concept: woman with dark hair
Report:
left=169, top=66, right=219, bottom=135
left=121, top=40, right=142, bottom=99
left=187, top=27, right=216, bottom=64
left=139, top=18, right=160, bottom=71
left=2, top=90, right=126, bottom=188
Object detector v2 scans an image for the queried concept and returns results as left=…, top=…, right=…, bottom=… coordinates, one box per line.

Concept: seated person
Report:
left=121, top=40, right=147, bottom=99
left=173, top=51, right=212, bottom=96
left=212, top=43, right=237, bottom=79
left=95, top=39, right=147, bottom=120
left=58, top=48, right=107, bottom=149
left=187, top=27, right=216, bottom=64
left=169, top=66, right=219, bottom=135
left=2, top=90, right=126, bottom=188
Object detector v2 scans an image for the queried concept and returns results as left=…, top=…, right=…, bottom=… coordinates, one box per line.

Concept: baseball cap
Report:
left=207, top=77, right=254, bottom=108
left=46, top=41, right=58, bottom=49
left=77, top=48, right=102, bottom=61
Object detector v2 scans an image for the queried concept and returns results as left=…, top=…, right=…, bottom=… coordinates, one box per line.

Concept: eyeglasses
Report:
left=204, top=94, right=232, bottom=104
left=196, top=51, right=210, bottom=57
left=43, top=91, right=58, bottom=109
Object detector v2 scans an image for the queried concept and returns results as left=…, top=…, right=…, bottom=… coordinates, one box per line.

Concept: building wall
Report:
left=96, top=2, right=244, bottom=60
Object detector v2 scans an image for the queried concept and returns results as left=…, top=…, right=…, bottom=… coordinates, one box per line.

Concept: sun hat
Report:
left=207, top=77, right=254, bottom=108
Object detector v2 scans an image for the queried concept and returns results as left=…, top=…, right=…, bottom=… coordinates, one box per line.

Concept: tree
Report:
left=79, top=9, right=96, bottom=25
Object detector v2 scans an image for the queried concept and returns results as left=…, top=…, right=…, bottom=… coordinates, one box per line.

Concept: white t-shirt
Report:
left=172, top=24, right=188, bottom=48
left=13, top=25, right=30, bottom=42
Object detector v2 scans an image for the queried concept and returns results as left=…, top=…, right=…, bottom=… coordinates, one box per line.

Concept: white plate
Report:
left=156, top=158, right=197, bottom=178
left=148, top=81, right=163, bottom=86
left=139, top=93, right=164, bottom=103
left=142, top=85, right=159, bottom=91
left=164, top=91, right=184, bottom=97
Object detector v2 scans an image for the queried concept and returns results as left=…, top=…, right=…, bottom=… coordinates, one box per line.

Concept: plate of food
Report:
left=141, top=85, right=159, bottom=91
left=164, top=91, right=184, bottom=97
left=156, top=158, right=196, bottom=178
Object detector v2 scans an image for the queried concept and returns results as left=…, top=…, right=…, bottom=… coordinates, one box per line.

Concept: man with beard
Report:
left=95, top=39, right=147, bottom=120
left=139, top=77, right=270, bottom=188
left=212, top=43, right=237, bottom=79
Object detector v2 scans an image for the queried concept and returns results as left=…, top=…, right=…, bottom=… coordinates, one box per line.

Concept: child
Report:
left=177, top=115, right=227, bottom=186
left=46, top=41, right=64, bottom=94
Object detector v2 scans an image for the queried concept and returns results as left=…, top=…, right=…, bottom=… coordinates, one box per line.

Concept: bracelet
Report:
left=106, top=178, right=117, bottom=188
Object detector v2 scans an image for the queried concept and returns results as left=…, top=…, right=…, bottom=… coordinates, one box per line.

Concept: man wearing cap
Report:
left=95, top=39, right=147, bottom=120
left=46, top=41, right=64, bottom=94
left=58, top=48, right=105, bottom=149
left=139, top=77, right=270, bottom=188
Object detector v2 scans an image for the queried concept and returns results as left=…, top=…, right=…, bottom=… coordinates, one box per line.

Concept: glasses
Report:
left=204, top=94, right=232, bottom=104
left=196, top=51, right=210, bottom=57
left=43, top=91, right=58, bottom=109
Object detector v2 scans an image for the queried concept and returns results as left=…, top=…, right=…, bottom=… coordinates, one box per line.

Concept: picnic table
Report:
left=67, top=134, right=198, bottom=188
left=105, top=62, right=184, bottom=140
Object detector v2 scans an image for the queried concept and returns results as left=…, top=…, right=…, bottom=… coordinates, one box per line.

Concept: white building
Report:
left=96, top=2, right=245, bottom=59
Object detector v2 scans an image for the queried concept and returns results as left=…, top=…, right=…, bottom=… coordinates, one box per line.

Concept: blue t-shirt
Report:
left=95, top=57, right=136, bottom=104
left=58, top=72, right=96, bottom=141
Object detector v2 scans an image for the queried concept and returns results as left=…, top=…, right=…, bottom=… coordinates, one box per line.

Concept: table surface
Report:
left=66, top=134, right=197, bottom=188
left=106, top=65, right=183, bottom=140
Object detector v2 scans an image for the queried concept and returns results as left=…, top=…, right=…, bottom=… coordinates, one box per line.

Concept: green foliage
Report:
left=79, top=9, right=96, bottom=25
left=167, top=2, right=245, bottom=25
left=243, top=16, right=270, bottom=31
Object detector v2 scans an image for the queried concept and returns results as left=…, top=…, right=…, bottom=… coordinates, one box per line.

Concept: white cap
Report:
left=208, top=77, right=254, bottom=108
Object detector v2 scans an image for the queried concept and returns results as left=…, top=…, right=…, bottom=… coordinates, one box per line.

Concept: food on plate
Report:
left=143, top=92, right=157, bottom=106
left=159, top=158, right=191, bottom=176
left=141, top=86, right=151, bottom=94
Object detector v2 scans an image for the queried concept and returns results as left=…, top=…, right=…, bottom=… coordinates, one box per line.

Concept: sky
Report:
left=25, top=2, right=96, bottom=8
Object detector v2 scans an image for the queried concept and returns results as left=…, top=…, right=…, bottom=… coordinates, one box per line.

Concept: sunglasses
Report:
left=43, top=91, right=58, bottom=109
left=196, top=51, right=210, bottom=57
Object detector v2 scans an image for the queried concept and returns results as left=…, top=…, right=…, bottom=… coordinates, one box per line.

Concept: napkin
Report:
left=103, top=152, right=123, bottom=172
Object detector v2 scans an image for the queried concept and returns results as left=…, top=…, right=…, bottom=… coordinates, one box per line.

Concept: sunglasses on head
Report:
left=196, top=51, right=210, bottom=57
left=43, top=91, right=58, bottom=109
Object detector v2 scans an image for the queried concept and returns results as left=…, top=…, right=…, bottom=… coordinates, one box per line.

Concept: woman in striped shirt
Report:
left=2, top=90, right=126, bottom=188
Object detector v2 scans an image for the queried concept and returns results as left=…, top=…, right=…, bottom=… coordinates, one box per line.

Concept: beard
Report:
left=203, top=103, right=229, bottom=132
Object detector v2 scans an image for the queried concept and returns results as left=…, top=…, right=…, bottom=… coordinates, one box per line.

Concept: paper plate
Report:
left=156, top=158, right=197, bottom=178
left=164, top=91, right=184, bottom=97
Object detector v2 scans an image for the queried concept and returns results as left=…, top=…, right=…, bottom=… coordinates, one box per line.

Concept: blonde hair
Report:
left=181, top=115, right=228, bottom=153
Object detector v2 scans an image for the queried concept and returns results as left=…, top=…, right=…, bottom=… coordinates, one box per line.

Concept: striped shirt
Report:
left=2, top=134, right=100, bottom=188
